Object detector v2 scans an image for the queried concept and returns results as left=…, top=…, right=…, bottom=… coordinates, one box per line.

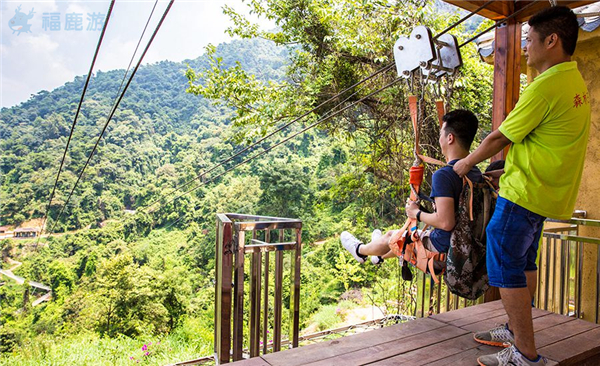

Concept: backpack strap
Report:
left=463, top=176, right=474, bottom=221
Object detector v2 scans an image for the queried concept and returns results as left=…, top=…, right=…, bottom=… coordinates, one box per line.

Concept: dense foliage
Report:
left=1, top=1, right=493, bottom=364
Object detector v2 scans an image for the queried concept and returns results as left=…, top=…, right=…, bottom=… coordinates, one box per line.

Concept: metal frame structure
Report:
left=215, top=213, right=302, bottom=364
left=538, top=216, right=600, bottom=323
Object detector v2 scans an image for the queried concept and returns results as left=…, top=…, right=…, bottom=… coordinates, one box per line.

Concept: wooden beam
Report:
left=491, top=16, right=521, bottom=162
left=514, top=1, right=597, bottom=22
left=443, top=1, right=597, bottom=21
left=444, top=0, right=509, bottom=20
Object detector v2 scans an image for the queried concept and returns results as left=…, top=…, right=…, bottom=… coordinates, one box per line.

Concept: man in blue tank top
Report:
left=341, top=109, right=482, bottom=264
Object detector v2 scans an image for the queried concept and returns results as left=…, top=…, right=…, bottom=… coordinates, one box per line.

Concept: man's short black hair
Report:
left=442, top=109, right=478, bottom=151
left=528, top=5, right=579, bottom=56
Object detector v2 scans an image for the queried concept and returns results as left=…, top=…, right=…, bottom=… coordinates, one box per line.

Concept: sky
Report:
left=1, top=0, right=271, bottom=108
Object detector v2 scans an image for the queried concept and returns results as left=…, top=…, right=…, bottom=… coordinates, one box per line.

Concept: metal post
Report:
left=551, top=237, right=557, bottom=312
left=273, top=229, right=284, bottom=351
left=545, top=239, right=551, bottom=310
left=262, top=230, right=270, bottom=354
left=291, top=228, right=302, bottom=347
left=249, top=229, right=261, bottom=357
left=560, top=237, right=567, bottom=315
left=232, top=229, right=245, bottom=361
left=416, top=272, right=424, bottom=318
left=435, top=279, right=442, bottom=315
left=445, top=283, right=450, bottom=312
left=577, top=241, right=583, bottom=318
left=566, top=240, right=572, bottom=315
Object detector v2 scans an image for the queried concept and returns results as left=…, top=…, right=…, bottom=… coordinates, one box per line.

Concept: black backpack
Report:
left=445, top=175, right=497, bottom=300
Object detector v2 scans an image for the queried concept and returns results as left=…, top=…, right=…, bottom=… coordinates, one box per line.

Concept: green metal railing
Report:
left=539, top=215, right=600, bottom=323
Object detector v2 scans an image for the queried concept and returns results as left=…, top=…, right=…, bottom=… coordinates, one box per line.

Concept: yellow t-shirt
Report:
left=498, top=61, right=591, bottom=220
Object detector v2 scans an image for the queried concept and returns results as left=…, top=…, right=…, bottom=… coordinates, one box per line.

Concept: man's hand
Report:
left=451, top=129, right=512, bottom=178
left=405, top=199, right=419, bottom=219
left=453, top=158, right=473, bottom=178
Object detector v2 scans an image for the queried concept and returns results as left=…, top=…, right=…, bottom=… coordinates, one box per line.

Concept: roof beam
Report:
left=444, top=1, right=597, bottom=21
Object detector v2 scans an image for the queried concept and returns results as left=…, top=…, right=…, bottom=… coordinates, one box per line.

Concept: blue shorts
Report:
left=486, top=197, right=546, bottom=288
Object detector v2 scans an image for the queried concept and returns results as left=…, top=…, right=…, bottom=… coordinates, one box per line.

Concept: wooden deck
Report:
left=231, top=300, right=600, bottom=365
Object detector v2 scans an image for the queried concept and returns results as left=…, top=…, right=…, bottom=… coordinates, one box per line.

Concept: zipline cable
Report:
left=138, top=0, right=499, bottom=214
left=48, top=0, right=175, bottom=234
left=111, top=0, right=159, bottom=105
left=52, top=0, right=502, bottom=232
left=154, top=78, right=403, bottom=214
left=459, top=0, right=540, bottom=48
left=434, top=0, right=495, bottom=39
left=37, top=0, right=116, bottom=243
left=137, top=62, right=396, bottom=213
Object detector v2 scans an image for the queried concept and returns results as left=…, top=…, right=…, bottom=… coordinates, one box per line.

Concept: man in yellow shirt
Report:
left=453, top=6, right=590, bottom=366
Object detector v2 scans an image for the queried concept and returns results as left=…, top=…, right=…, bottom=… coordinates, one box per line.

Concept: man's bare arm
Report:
left=406, top=197, right=455, bottom=231
left=453, top=129, right=512, bottom=177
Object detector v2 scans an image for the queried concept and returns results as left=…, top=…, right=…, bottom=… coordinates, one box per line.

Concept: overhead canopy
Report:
left=444, top=0, right=597, bottom=21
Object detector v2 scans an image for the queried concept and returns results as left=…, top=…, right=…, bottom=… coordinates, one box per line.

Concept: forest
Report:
left=0, top=1, right=494, bottom=364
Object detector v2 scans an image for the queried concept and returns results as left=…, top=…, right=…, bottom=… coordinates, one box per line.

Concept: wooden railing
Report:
left=211, top=212, right=600, bottom=364
left=214, top=213, right=302, bottom=364
left=412, top=212, right=600, bottom=324
left=412, top=271, right=484, bottom=318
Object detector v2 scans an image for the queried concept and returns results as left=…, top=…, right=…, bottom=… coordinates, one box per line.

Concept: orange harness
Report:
left=387, top=95, right=447, bottom=283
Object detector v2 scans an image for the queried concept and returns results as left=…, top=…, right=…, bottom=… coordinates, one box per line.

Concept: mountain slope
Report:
left=0, top=39, right=288, bottom=229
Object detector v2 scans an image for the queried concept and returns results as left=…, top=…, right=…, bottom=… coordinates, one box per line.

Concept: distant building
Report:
left=13, top=228, right=40, bottom=238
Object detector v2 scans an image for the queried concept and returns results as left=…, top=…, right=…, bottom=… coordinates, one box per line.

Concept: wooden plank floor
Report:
left=231, top=301, right=600, bottom=365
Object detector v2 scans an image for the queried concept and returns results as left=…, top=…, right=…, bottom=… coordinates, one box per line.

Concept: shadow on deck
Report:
left=232, top=300, right=600, bottom=366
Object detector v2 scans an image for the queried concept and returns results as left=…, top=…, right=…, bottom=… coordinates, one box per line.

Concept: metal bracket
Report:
left=422, top=33, right=463, bottom=80
left=394, top=26, right=462, bottom=81
left=393, top=26, right=435, bottom=79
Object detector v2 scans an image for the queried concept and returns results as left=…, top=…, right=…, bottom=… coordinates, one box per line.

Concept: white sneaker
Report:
left=477, top=345, right=547, bottom=366
left=371, top=229, right=383, bottom=242
left=368, top=230, right=384, bottom=265
left=371, top=256, right=384, bottom=265
left=341, top=231, right=366, bottom=264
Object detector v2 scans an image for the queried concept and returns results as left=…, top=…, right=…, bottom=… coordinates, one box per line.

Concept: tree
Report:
left=187, top=0, right=493, bottom=214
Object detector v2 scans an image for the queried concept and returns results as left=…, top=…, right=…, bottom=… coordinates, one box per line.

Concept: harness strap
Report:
left=428, top=258, right=439, bottom=283
left=408, top=95, right=420, bottom=156
left=418, top=154, right=447, bottom=167
left=389, top=219, right=412, bottom=258
left=435, top=100, right=445, bottom=129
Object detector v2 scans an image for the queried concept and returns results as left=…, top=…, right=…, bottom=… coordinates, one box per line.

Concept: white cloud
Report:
left=1, top=0, right=274, bottom=108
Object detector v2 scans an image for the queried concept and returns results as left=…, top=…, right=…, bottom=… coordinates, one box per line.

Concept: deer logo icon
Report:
left=9, top=5, right=35, bottom=36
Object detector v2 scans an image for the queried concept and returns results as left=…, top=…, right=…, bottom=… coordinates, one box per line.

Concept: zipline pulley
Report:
left=388, top=25, right=464, bottom=278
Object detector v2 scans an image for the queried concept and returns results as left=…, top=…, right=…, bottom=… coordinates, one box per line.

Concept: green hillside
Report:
left=0, top=39, right=289, bottom=231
